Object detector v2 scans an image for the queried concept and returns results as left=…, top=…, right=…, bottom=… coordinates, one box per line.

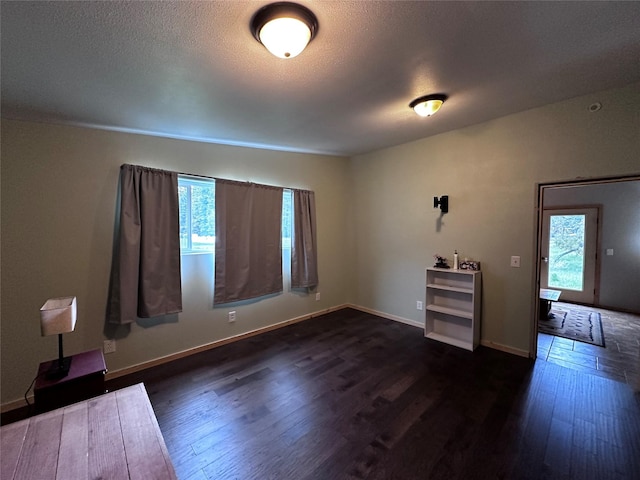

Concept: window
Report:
left=178, top=177, right=215, bottom=253
left=282, top=188, right=293, bottom=249
left=178, top=177, right=293, bottom=254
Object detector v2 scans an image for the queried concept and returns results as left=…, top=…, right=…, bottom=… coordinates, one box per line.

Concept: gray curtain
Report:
left=214, top=180, right=283, bottom=304
left=109, top=164, right=182, bottom=324
left=291, top=190, right=318, bottom=288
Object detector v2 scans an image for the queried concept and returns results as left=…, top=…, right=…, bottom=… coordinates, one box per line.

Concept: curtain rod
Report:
left=122, top=164, right=313, bottom=194
left=176, top=170, right=312, bottom=194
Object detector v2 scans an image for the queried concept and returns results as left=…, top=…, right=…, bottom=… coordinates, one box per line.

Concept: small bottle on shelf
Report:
left=453, top=250, right=459, bottom=270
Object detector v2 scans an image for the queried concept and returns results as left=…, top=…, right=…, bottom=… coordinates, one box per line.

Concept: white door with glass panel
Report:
left=541, top=208, right=599, bottom=304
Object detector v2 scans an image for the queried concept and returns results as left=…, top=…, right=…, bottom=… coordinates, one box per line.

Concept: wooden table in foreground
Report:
left=1, top=383, right=176, bottom=479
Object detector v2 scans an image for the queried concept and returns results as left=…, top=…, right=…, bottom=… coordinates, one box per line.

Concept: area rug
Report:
left=538, top=308, right=605, bottom=347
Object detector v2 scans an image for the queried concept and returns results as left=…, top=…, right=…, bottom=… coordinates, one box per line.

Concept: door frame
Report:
left=530, top=174, right=640, bottom=359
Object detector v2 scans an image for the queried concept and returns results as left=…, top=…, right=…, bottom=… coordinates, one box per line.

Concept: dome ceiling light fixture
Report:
left=250, top=2, right=318, bottom=59
left=410, top=94, right=448, bottom=117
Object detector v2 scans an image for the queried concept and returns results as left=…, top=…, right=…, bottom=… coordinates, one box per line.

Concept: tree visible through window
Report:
left=282, top=188, right=292, bottom=249
left=548, top=214, right=585, bottom=290
left=178, top=177, right=215, bottom=252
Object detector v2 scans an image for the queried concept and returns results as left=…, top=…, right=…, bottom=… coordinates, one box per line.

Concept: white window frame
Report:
left=178, top=176, right=216, bottom=254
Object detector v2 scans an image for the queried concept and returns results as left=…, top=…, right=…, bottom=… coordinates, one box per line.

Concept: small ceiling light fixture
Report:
left=588, top=102, right=602, bottom=112
left=410, top=94, right=448, bottom=117
left=251, top=2, right=318, bottom=59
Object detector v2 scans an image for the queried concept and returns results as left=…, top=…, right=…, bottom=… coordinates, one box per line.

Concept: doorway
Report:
left=532, top=175, right=640, bottom=366
left=540, top=207, right=599, bottom=305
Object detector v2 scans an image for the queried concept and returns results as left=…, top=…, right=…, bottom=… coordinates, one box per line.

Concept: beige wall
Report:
left=350, top=83, right=640, bottom=354
left=1, top=120, right=354, bottom=405
left=2, top=82, right=639, bottom=407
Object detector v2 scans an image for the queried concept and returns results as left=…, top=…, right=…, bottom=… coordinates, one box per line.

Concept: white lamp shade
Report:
left=40, top=296, right=77, bottom=336
left=259, top=17, right=312, bottom=58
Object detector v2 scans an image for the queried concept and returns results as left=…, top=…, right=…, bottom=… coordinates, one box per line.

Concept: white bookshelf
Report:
left=425, top=267, right=481, bottom=351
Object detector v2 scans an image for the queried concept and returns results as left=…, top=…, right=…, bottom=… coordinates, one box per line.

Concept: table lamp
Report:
left=40, top=296, right=77, bottom=379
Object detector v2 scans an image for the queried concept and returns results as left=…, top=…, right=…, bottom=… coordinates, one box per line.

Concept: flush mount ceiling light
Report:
left=410, top=94, right=448, bottom=117
left=251, top=2, right=318, bottom=59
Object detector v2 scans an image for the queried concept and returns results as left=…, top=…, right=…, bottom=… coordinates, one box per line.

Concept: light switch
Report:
left=606, top=248, right=614, bottom=256
left=510, top=256, right=521, bottom=268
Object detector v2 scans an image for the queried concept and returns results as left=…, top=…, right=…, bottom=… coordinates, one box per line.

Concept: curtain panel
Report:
left=291, top=190, right=318, bottom=288
left=109, top=165, right=182, bottom=324
left=214, top=180, right=283, bottom=304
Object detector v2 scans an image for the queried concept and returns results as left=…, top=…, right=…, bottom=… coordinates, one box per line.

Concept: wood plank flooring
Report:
left=538, top=302, right=640, bottom=389
left=106, top=308, right=640, bottom=480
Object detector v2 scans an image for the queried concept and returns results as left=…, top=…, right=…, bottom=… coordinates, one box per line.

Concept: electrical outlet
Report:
left=315, top=292, right=321, bottom=301
left=417, top=301, right=423, bottom=310
left=228, top=311, right=236, bottom=323
left=510, top=256, right=521, bottom=268
left=103, top=339, right=116, bottom=354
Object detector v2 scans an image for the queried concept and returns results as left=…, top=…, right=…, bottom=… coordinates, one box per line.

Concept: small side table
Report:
left=34, top=348, right=107, bottom=413
left=539, top=288, right=562, bottom=320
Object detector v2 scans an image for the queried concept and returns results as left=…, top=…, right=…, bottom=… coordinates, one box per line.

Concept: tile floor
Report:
left=537, top=302, right=640, bottom=390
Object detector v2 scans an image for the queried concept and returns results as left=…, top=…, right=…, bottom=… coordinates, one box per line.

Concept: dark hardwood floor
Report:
left=105, top=308, right=640, bottom=480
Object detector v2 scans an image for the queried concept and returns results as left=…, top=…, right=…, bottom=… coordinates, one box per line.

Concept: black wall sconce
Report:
left=434, top=195, right=448, bottom=214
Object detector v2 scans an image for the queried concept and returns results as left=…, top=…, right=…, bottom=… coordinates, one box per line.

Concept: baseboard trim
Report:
left=1, top=397, right=30, bottom=414
left=105, top=304, right=350, bottom=381
left=110, top=306, right=531, bottom=372
left=1, top=304, right=349, bottom=414
left=348, top=305, right=531, bottom=357
left=2, top=303, right=529, bottom=414
left=480, top=340, right=530, bottom=358
left=347, top=304, right=423, bottom=329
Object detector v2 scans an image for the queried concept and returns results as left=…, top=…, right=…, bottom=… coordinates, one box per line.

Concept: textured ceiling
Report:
left=2, top=1, right=640, bottom=156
